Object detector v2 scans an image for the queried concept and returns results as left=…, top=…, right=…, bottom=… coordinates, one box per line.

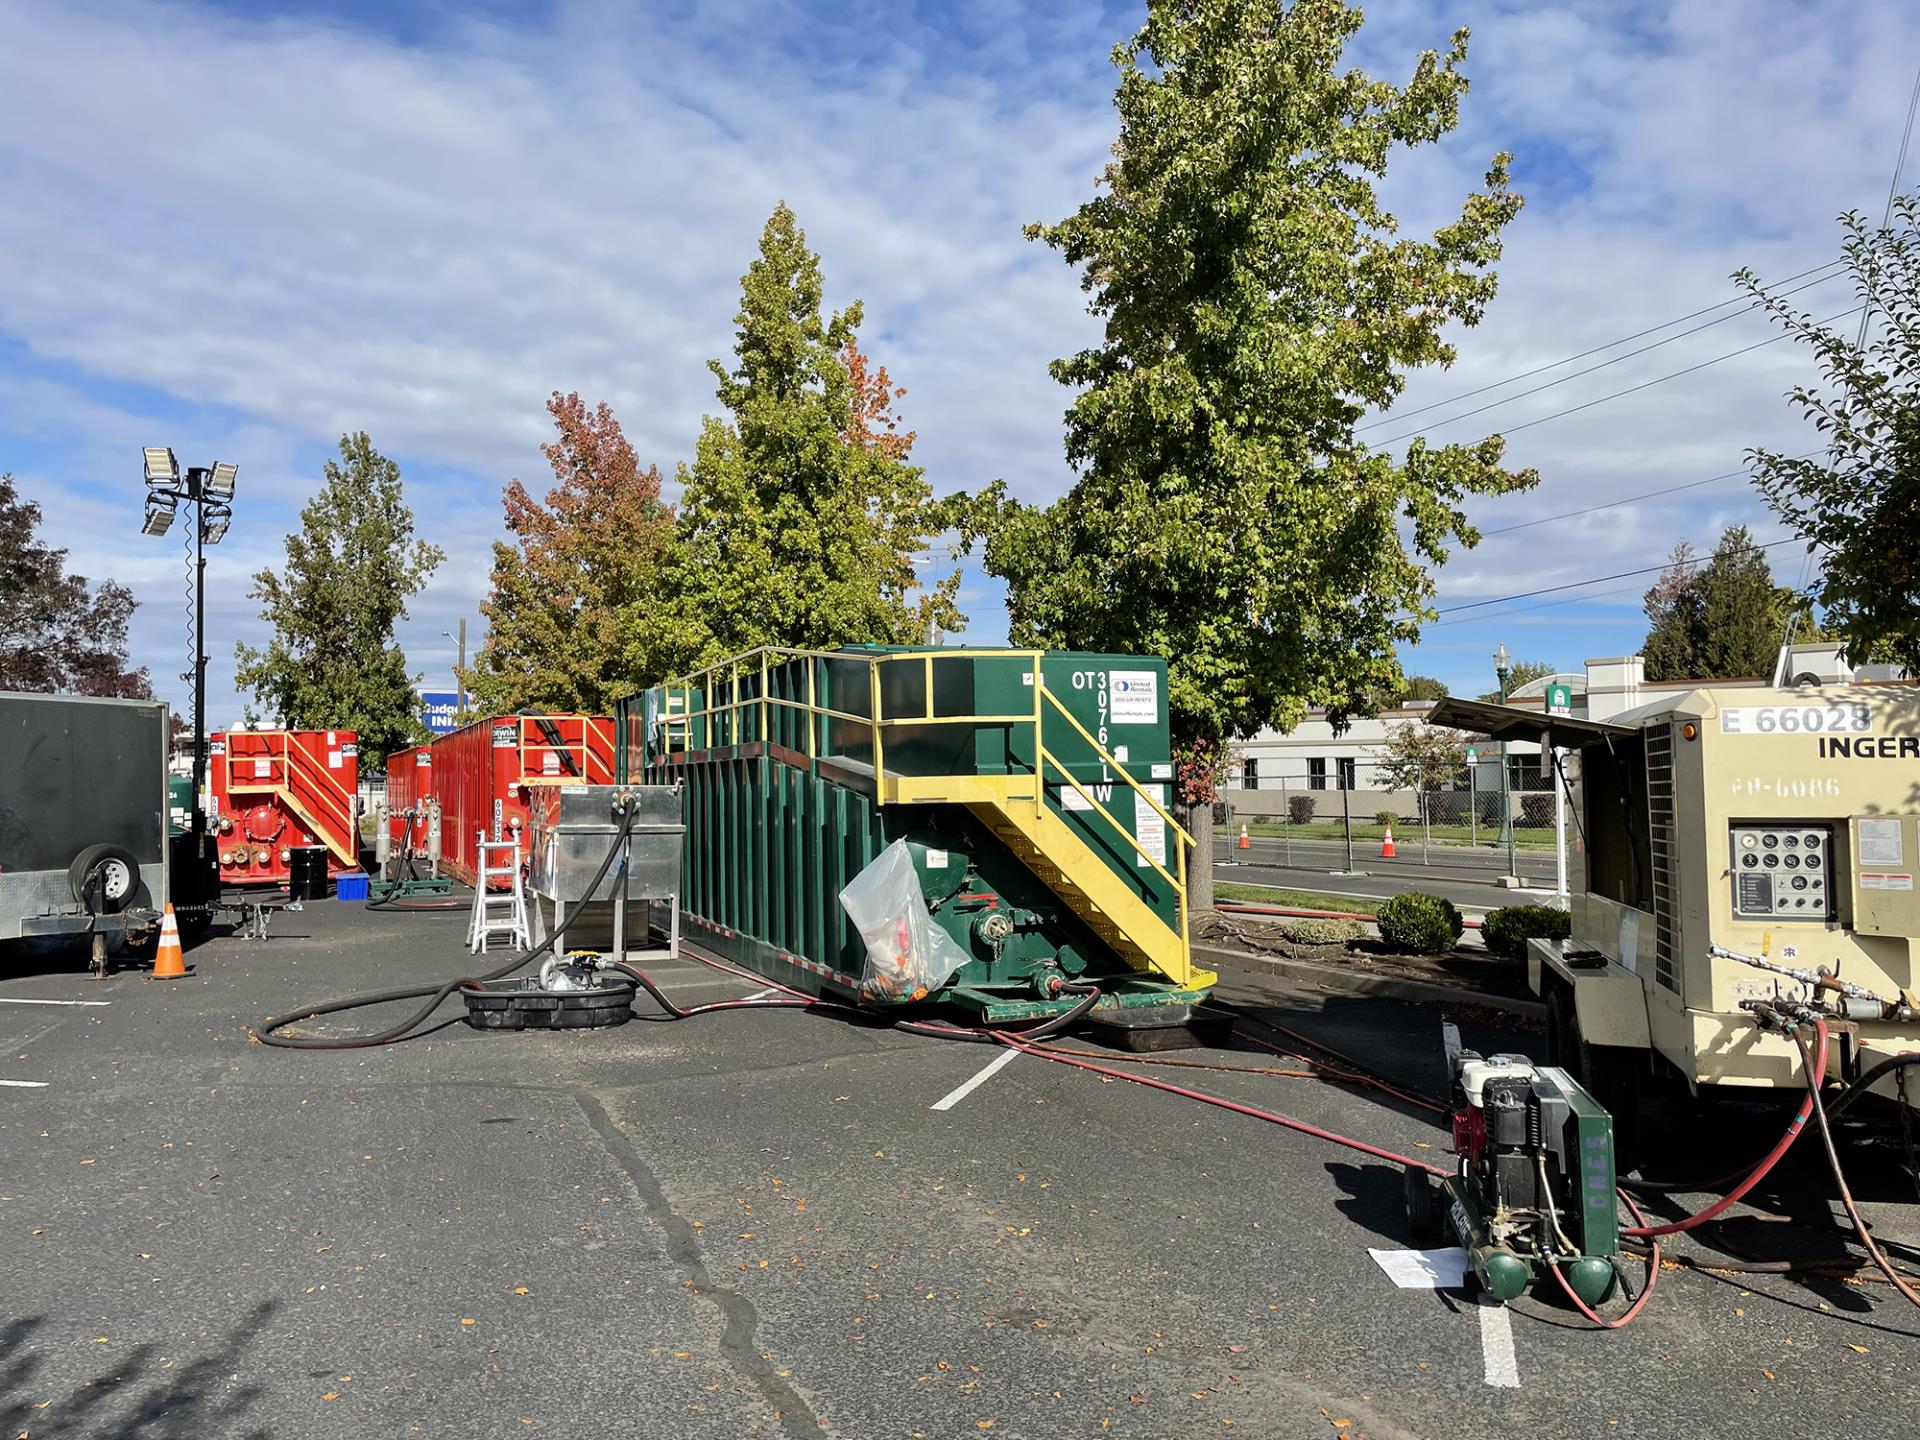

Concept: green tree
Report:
left=1399, top=675, right=1450, bottom=703
left=1739, top=195, right=1920, bottom=674
left=467, top=391, right=685, bottom=714
left=1477, top=658, right=1555, bottom=702
left=1640, top=525, right=1820, bottom=681
left=0, top=473, right=150, bottom=697
left=986, top=1, right=1533, bottom=914
left=1375, top=720, right=1469, bottom=837
left=234, top=433, right=445, bottom=766
left=674, top=204, right=963, bottom=664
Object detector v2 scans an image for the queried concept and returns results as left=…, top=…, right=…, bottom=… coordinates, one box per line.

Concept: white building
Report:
left=1224, top=651, right=1870, bottom=817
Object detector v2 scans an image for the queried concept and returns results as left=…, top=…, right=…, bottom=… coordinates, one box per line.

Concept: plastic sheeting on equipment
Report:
left=838, top=840, right=971, bottom=1003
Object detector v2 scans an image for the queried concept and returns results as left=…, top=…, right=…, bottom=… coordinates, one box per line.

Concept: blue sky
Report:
left=3, top=0, right=1918, bottom=729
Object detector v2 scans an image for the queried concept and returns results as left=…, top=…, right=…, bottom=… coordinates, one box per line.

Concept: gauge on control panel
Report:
left=1731, top=822, right=1835, bottom=922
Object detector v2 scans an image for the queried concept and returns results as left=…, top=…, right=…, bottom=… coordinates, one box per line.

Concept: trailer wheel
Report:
left=68, top=844, right=141, bottom=915
left=1546, top=986, right=1641, bottom=1165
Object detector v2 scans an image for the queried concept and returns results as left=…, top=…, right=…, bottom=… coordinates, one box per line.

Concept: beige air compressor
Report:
left=1432, top=685, right=1920, bottom=1135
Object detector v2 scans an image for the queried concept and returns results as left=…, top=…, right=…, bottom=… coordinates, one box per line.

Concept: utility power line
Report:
left=1374, top=306, right=1863, bottom=449
left=1434, top=535, right=1804, bottom=616
left=1478, top=448, right=1823, bottom=537
left=1359, top=261, right=1844, bottom=435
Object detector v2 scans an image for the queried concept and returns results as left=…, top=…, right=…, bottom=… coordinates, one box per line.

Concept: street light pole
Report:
left=141, top=449, right=237, bottom=888
left=443, top=620, right=467, bottom=714
left=1493, top=642, right=1514, bottom=879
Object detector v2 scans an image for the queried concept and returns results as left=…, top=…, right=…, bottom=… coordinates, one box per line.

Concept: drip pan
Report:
left=461, top=976, right=637, bottom=1030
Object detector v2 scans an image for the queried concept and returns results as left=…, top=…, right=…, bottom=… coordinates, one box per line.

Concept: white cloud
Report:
left=3, top=0, right=1917, bottom=714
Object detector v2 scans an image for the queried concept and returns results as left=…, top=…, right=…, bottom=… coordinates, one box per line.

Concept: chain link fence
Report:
left=1218, top=754, right=1565, bottom=875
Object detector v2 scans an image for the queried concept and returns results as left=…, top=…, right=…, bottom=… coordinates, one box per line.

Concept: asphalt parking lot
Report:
left=4, top=899, right=1917, bottom=1439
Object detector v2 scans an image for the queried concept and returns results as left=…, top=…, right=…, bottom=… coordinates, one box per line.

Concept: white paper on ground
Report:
left=1367, top=1246, right=1471, bottom=1289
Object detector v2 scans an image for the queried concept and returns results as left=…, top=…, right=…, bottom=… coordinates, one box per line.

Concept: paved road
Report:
left=4, top=908, right=1917, bottom=1438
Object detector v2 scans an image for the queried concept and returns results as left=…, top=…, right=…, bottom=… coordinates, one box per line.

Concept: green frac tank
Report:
left=614, top=645, right=1215, bottom=1021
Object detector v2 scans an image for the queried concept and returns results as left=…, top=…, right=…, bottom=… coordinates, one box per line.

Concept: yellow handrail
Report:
left=1039, top=741, right=1185, bottom=899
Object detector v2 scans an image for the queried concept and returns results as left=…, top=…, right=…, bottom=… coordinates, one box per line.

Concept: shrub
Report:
left=1287, top=795, right=1317, bottom=826
left=1519, top=792, right=1554, bottom=828
left=1375, top=892, right=1464, bottom=955
left=1425, top=793, right=1465, bottom=826
left=1482, top=904, right=1571, bottom=962
left=1279, top=917, right=1365, bottom=946
left=1374, top=809, right=1399, bottom=828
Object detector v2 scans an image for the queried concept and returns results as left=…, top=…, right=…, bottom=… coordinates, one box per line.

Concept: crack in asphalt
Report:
left=575, top=1089, right=825, bottom=1439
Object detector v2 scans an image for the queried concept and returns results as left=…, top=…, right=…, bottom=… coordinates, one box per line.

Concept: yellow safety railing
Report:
left=649, top=646, right=1189, bottom=926
left=514, top=715, right=617, bottom=784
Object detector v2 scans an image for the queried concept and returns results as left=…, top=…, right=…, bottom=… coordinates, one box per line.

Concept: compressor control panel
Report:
left=1730, top=822, right=1834, bottom=922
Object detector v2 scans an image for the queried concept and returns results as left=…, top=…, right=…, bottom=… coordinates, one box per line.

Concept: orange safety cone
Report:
left=151, top=904, right=187, bottom=979
left=1380, top=823, right=1397, bottom=860
left=1238, top=823, right=1251, bottom=850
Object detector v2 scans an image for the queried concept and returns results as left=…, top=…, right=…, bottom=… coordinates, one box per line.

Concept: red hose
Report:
left=1621, top=1018, right=1829, bottom=1239
left=1218, top=900, right=1485, bottom=931
left=998, top=1031, right=1450, bottom=1177
left=1550, top=1186, right=1661, bottom=1328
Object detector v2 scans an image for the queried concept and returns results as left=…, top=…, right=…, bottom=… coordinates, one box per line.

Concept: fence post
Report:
left=1342, top=782, right=1355, bottom=873
left=1553, top=747, right=1568, bottom=902
left=1279, top=772, right=1291, bottom=868
left=1469, top=759, right=1478, bottom=848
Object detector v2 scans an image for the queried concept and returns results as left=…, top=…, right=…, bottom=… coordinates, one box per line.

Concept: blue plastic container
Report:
left=335, top=871, right=370, bottom=901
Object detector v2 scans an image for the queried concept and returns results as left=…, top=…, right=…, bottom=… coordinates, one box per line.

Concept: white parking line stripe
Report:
left=930, top=1048, right=1020, bottom=1112
left=0, top=1080, right=51, bottom=1088
left=1478, top=1294, right=1520, bottom=1387
left=0, top=998, right=111, bottom=1007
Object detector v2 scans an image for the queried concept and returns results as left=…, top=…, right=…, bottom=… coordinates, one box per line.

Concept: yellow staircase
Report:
left=967, top=790, right=1211, bottom=992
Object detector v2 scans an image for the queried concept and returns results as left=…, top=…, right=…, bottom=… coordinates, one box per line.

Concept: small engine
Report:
left=1426, top=1025, right=1620, bottom=1305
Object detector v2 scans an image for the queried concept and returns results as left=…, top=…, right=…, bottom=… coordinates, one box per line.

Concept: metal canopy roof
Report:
left=1424, top=696, right=1638, bottom=748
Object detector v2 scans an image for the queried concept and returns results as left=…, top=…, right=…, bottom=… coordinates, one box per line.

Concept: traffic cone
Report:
left=151, top=904, right=187, bottom=979
left=1238, top=823, right=1251, bottom=850
left=1380, top=823, right=1397, bottom=860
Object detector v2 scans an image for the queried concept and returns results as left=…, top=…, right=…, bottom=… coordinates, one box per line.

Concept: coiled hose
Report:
left=255, top=804, right=639, bottom=1049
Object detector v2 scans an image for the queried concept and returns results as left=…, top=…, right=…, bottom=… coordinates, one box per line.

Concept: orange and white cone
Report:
left=1238, top=823, right=1251, bottom=850
left=152, top=904, right=187, bottom=979
left=1380, top=823, right=1397, bottom=859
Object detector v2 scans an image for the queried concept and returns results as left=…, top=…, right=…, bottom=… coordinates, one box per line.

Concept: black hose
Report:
left=255, top=804, right=638, bottom=1050
left=1792, top=1024, right=1920, bottom=1310
left=1623, top=1049, right=1920, bottom=1196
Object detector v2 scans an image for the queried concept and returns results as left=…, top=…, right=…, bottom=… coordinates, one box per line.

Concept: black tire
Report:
left=1404, top=1165, right=1438, bottom=1243
left=1546, top=985, right=1641, bottom=1167
left=68, top=843, right=141, bottom=915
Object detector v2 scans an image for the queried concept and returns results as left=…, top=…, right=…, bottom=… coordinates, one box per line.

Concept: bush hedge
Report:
left=1278, top=917, right=1366, bottom=946
left=1287, top=795, right=1317, bottom=826
left=1519, top=792, right=1555, bottom=828
left=1482, top=904, right=1571, bottom=961
left=1374, top=892, right=1464, bottom=955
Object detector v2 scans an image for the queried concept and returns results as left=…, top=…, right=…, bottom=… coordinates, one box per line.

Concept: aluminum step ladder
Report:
left=468, top=836, right=531, bottom=954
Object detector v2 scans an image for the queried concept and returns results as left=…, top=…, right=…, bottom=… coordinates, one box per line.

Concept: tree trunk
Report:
left=1185, top=800, right=1216, bottom=923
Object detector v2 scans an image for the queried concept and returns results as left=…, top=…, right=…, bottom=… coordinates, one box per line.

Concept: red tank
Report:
left=208, top=728, right=360, bottom=888
left=429, top=715, right=616, bottom=888
left=384, top=743, right=435, bottom=858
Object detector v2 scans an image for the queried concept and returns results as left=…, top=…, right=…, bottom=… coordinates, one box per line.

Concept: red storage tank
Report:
left=208, top=728, right=360, bottom=888
left=429, top=714, right=615, bottom=888
left=384, top=743, right=435, bottom=858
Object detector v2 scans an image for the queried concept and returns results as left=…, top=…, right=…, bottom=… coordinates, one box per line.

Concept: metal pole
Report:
left=1553, top=748, right=1568, bottom=901
left=1342, top=781, right=1354, bottom=873
left=1496, top=669, right=1514, bottom=879
left=191, top=472, right=209, bottom=867
left=456, top=618, right=467, bottom=714
left=1469, top=759, right=1478, bottom=848
left=1420, top=757, right=1430, bottom=866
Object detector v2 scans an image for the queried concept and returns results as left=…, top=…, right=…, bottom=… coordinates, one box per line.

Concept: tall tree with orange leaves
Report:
left=467, top=391, right=688, bottom=714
